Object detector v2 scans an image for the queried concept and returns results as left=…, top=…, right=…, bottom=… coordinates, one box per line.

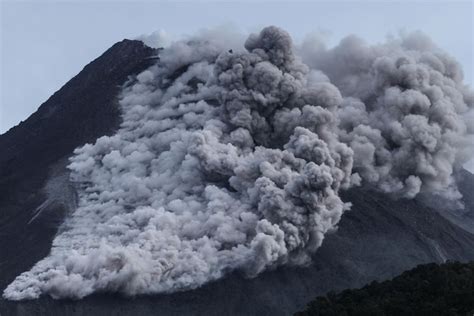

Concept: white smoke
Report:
left=4, top=26, right=473, bottom=300
left=136, top=29, right=172, bottom=49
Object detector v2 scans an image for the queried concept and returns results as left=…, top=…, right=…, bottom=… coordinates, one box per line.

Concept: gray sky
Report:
left=1, top=1, right=473, bottom=139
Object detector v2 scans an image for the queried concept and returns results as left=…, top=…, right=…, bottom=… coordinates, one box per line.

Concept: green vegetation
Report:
left=296, top=261, right=474, bottom=316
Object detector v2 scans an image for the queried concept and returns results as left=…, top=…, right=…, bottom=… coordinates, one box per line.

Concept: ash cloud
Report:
left=301, top=31, right=474, bottom=201
left=4, top=26, right=473, bottom=300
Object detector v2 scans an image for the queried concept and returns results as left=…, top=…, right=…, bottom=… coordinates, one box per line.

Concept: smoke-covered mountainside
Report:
left=0, top=39, right=157, bottom=297
left=1, top=27, right=474, bottom=315
left=296, top=261, right=474, bottom=315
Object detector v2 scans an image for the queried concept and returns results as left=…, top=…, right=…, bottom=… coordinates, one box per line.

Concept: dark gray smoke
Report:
left=4, top=26, right=473, bottom=300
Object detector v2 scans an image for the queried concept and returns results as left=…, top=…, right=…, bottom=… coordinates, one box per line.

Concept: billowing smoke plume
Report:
left=4, top=26, right=473, bottom=300
left=301, top=32, right=474, bottom=201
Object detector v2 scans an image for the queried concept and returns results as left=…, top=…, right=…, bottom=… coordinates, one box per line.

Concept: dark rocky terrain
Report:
left=1, top=39, right=474, bottom=316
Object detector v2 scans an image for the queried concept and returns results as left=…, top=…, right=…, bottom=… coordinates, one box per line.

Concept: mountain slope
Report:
left=2, top=176, right=474, bottom=316
left=0, top=39, right=157, bottom=293
left=1, top=40, right=474, bottom=316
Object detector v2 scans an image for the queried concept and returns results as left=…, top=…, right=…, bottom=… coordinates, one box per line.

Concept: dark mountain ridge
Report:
left=1, top=40, right=474, bottom=316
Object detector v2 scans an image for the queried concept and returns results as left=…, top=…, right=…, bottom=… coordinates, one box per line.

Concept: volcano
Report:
left=1, top=30, right=474, bottom=315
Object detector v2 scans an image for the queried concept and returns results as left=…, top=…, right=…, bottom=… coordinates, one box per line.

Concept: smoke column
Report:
left=4, top=26, right=473, bottom=300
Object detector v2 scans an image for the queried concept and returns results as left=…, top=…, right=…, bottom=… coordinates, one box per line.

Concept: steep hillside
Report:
left=0, top=39, right=157, bottom=293
left=1, top=39, right=474, bottom=315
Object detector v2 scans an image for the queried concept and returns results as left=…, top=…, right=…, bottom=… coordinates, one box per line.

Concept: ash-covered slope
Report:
left=0, top=39, right=157, bottom=293
left=2, top=174, right=474, bottom=316
left=1, top=28, right=474, bottom=315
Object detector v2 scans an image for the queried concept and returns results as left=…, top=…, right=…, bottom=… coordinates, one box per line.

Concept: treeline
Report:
left=296, top=261, right=474, bottom=316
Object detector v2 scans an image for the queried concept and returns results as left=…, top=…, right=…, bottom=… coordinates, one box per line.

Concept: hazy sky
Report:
left=1, top=0, right=473, bottom=136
